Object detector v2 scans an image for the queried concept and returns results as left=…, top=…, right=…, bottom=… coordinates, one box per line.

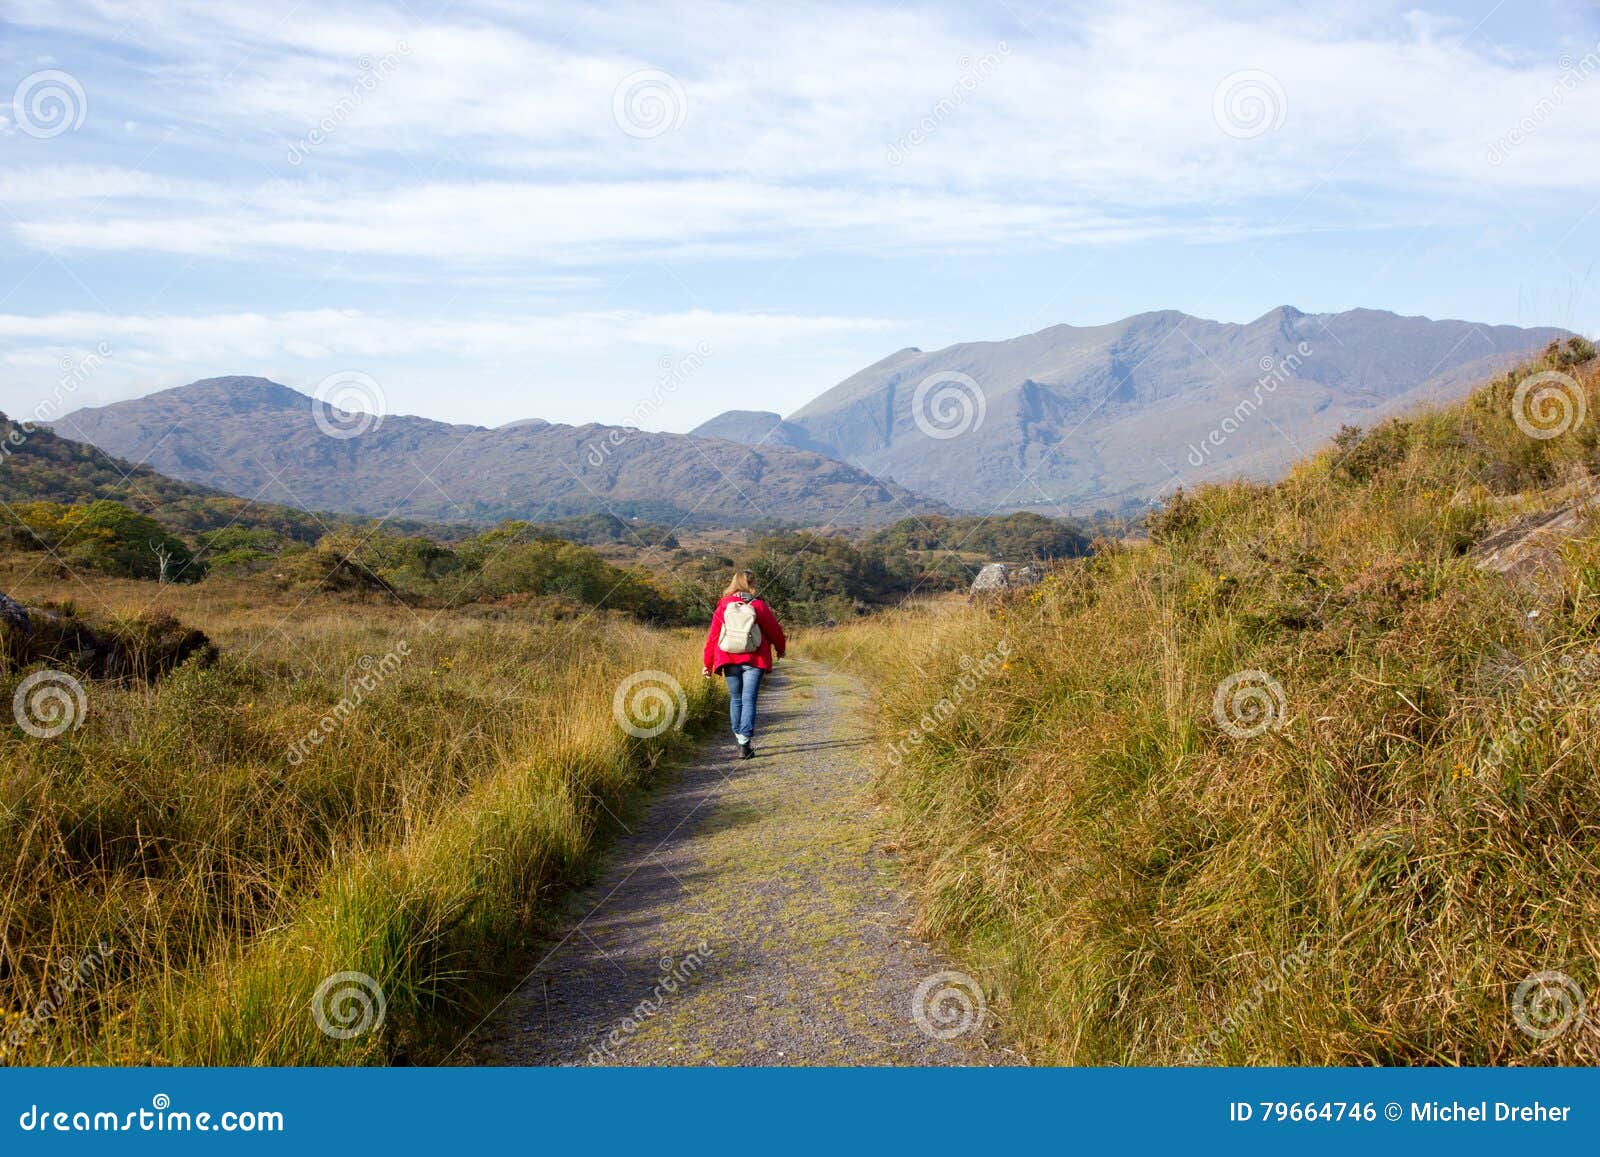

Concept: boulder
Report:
left=969, top=562, right=1042, bottom=597
left=1472, top=478, right=1599, bottom=584
left=0, top=592, right=216, bottom=679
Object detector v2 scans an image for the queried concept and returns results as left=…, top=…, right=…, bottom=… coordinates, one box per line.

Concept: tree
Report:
left=149, top=540, right=176, bottom=583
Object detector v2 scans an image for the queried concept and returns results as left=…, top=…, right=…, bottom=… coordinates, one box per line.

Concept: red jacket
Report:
left=703, top=594, right=786, bottom=674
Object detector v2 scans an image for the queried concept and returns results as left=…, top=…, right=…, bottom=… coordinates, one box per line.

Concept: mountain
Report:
left=688, top=410, right=831, bottom=455
left=53, top=377, right=941, bottom=528
left=46, top=308, right=1569, bottom=527
left=705, top=308, right=1572, bottom=512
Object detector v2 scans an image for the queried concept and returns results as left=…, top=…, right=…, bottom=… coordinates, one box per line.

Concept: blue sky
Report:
left=1, top=0, right=1597, bottom=432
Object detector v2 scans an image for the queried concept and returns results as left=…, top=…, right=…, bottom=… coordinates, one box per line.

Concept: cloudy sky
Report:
left=1, top=0, right=1597, bottom=432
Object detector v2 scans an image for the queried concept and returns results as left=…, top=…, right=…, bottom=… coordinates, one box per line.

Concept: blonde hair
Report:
left=722, top=569, right=757, bottom=598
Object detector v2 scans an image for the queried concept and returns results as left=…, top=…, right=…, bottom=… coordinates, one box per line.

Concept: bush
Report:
left=1331, top=420, right=1413, bottom=484
left=470, top=540, right=670, bottom=620
left=6, top=500, right=202, bottom=582
left=1, top=598, right=215, bottom=679
left=870, top=512, right=1091, bottom=562
left=194, top=526, right=293, bottom=573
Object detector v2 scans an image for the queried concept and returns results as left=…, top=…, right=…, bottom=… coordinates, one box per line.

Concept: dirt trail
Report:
left=469, top=658, right=1012, bottom=1066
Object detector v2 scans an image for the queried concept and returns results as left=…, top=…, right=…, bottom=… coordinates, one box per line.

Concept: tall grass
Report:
left=808, top=348, right=1600, bottom=1065
left=0, top=572, right=715, bottom=1064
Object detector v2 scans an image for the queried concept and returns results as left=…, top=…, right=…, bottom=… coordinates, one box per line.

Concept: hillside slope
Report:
left=55, top=377, right=943, bottom=528
left=713, top=308, right=1570, bottom=512
left=0, top=410, right=329, bottom=542
left=809, top=338, right=1600, bottom=1064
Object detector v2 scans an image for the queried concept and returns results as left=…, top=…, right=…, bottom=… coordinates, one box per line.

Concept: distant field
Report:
left=0, top=567, right=715, bottom=1064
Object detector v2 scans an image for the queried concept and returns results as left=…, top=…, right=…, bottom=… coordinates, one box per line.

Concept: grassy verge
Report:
left=807, top=347, right=1600, bottom=1064
left=1, top=572, right=716, bottom=1064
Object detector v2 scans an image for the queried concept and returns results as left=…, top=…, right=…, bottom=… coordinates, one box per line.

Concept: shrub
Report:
left=6, top=500, right=202, bottom=582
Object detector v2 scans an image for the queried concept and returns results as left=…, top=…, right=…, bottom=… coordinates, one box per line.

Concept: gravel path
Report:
left=469, top=659, right=1013, bottom=1066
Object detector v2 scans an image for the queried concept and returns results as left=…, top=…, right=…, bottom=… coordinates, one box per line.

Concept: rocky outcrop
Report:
left=1473, top=478, right=1599, bottom=583
left=969, top=562, right=1042, bottom=597
left=0, top=593, right=216, bottom=680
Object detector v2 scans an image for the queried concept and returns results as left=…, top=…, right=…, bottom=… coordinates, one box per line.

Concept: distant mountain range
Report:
left=54, top=377, right=938, bottom=528
left=48, top=308, right=1570, bottom=527
left=695, top=307, right=1571, bottom=512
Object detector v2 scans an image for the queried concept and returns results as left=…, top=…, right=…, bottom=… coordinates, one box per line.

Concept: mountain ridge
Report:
left=760, top=306, right=1573, bottom=512
left=54, top=377, right=942, bottom=528
left=47, top=307, right=1575, bottom=525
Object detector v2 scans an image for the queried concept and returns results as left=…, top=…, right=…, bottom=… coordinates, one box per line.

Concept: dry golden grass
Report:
left=807, top=351, right=1600, bottom=1065
left=0, top=567, right=715, bottom=1064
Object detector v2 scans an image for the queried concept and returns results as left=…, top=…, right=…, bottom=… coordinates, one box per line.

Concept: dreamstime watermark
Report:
left=286, top=43, right=410, bottom=165
left=1188, top=343, right=1313, bottom=469
left=310, top=371, right=386, bottom=440
left=585, top=342, right=712, bottom=467
left=18, top=1095, right=284, bottom=1134
left=2, top=343, right=112, bottom=464
left=912, top=970, right=987, bottom=1040
left=1512, top=971, right=1586, bottom=1042
left=1211, top=669, right=1288, bottom=739
left=885, top=638, right=1009, bottom=765
left=885, top=43, right=1010, bottom=166
left=310, top=971, right=387, bottom=1040
left=1181, top=937, right=1313, bottom=1063
left=11, top=669, right=87, bottom=739
left=1, top=940, right=114, bottom=1060
left=1478, top=642, right=1600, bottom=776
left=286, top=642, right=410, bottom=765
left=1511, top=369, right=1586, bottom=440
left=911, top=371, right=986, bottom=440
left=1212, top=69, right=1287, bottom=139
left=586, top=944, right=714, bottom=1063
left=10, top=70, right=87, bottom=138
left=1487, top=42, right=1600, bottom=166
left=612, top=669, right=688, bottom=738
left=612, top=68, right=687, bottom=139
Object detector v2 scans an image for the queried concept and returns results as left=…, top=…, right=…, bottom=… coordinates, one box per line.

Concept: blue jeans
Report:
left=723, top=663, right=763, bottom=740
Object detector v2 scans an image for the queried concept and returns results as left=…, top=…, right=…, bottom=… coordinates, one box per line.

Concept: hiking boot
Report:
left=739, top=740, right=755, bottom=759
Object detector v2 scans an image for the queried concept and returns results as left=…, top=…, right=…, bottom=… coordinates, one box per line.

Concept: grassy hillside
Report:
left=3, top=411, right=339, bottom=543
left=808, top=338, right=1600, bottom=1064
left=0, top=568, right=717, bottom=1064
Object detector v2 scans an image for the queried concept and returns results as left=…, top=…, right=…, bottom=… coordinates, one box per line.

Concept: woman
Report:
left=702, top=570, right=786, bottom=758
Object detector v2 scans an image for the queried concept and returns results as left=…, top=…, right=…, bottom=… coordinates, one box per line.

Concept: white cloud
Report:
left=6, top=175, right=1301, bottom=261
left=3, top=1, right=1597, bottom=267
left=0, top=0, right=1594, bottom=427
left=0, top=306, right=895, bottom=356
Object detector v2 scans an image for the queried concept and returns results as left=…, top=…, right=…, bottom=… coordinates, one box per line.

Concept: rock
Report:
left=969, top=562, right=1042, bottom=598
left=0, top=596, right=215, bottom=680
left=0, top=590, right=36, bottom=669
left=0, top=591, right=31, bottom=636
left=97, top=611, right=218, bottom=680
left=1473, top=477, right=1599, bottom=583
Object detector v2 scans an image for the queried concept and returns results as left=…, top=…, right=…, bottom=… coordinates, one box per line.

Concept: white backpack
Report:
left=717, top=596, right=763, bottom=653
